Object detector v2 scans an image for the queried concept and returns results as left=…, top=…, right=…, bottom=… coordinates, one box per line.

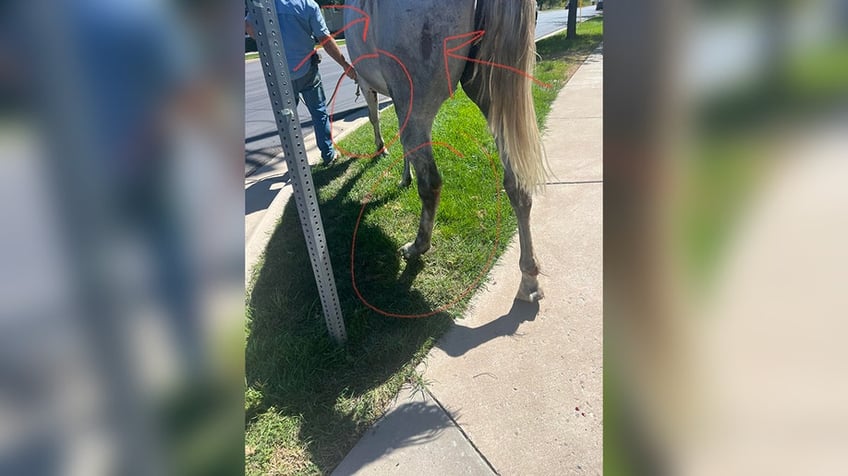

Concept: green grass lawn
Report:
left=245, top=17, right=603, bottom=475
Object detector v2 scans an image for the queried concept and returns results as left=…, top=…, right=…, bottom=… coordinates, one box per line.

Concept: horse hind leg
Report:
left=503, top=156, right=543, bottom=302
left=398, top=120, right=441, bottom=260
left=399, top=157, right=412, bottom=189
left=363, top=88, right=387, bottom=157
left=364, top=87, right=410, bottom=187
left=461, top=74, right=543, bottom=302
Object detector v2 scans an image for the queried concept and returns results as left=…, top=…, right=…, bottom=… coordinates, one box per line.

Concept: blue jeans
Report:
left=292, top=63, right=335, bottom=163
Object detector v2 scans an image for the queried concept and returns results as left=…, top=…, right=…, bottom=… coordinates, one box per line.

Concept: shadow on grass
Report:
left=245, top=157, right=454, bottom=471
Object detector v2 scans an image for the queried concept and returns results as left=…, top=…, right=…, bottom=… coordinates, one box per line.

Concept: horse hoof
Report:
left=529, top=290, right=544, bottom=302
left=516, top=274, right=544, bottom=302
left=398, top=178, right=411, bottom=188
left=399, top=242, right=425, bottom=260
left=516, top=288, right=544, bottom=303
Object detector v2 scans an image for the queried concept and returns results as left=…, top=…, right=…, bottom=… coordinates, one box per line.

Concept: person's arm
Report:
left=305, top=2, right=356, bottom=81
left=245, top=19, right=255, bottom=40
left=320, top=35, right=356, bottom=81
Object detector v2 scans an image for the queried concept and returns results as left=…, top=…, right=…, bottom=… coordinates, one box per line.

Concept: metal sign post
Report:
left=246, top=0, right=346, bottom=344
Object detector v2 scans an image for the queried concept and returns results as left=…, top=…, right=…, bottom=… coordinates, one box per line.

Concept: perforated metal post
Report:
left=247, top=0, right=346, bottom=343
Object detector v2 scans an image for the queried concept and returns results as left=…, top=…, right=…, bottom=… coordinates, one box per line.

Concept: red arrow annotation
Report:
left=443, top=30, right=552, bottom=97
left=328, top=49, right=414, bottom=160
left=292, top=9, right=551, bottom=99
left=292, top=5, right=371, bottom=73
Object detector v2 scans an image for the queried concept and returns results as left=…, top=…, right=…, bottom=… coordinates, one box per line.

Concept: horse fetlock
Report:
left=399, top=240, right=429, bottom=260
left=519, top=259, right=540, bottom=276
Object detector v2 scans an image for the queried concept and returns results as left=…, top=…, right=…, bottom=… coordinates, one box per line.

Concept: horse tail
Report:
left=472, top=0, right=546, bottom=194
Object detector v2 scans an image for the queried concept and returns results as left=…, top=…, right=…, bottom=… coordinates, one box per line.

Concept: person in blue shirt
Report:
left=247, top=0, right=356, bottom=165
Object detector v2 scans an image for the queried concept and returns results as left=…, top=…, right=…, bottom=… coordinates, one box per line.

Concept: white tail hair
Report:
left=472, top=0, right=546, bottom=194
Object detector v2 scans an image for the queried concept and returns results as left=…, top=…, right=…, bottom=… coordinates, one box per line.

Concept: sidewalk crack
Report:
left=425, top=388, right=501, bottom=475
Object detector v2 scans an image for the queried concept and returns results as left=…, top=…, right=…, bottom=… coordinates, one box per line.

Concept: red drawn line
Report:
left=442, top=31, right=484, bottom=96
left=350, top=140, right=504, bottom=319
left=459, top=57, right=552, bottom=88
left=329, top=49, right=414, bottom=160
left=443, top=30, right=552, bottom=96
left=320, top=5, right=370, bottom=42
left=293, top=5, right=371, bottom=73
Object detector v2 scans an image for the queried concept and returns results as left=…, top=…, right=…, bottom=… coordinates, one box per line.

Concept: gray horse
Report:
left=344, top=0, right=546, bottom=302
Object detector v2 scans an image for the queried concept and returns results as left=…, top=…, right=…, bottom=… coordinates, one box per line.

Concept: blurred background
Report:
left=605, top=0, right=848, bottom=474
left=1, top=0, right=244, bottom=474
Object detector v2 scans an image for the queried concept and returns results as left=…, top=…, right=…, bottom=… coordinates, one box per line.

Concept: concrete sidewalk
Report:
left=333, top=49, right=603, bottom=475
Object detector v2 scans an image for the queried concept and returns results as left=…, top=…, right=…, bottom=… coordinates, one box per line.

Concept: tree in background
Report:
left=567, top=0, right=579, bottom=39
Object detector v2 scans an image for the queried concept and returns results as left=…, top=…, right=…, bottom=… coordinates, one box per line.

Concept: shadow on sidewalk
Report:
left=330, top=399, right=457, bottom=475
left=245, top=146, right=282, bottom=176
left=244, top=172, right=290, bottom=215
left=436, top=300, right=540, bottom=357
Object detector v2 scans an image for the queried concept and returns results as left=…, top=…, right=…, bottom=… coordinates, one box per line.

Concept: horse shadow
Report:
left=435, top=299, right=540, bottom=358
left=245, top=156, right=454, bottom=472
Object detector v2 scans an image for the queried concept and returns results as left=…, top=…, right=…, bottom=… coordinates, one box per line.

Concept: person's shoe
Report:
left=322, top=153, right=340, bottom=166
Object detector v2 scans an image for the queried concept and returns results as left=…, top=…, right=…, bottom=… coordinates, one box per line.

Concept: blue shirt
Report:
left=249, top=0, right=331, bottom=80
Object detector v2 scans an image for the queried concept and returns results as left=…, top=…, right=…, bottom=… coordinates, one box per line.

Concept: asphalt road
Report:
left=244, top=5, right=600, bottom=176
left=244, top=44, right=380, bottom=175
left=535, top=5, right=599, bottom=39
